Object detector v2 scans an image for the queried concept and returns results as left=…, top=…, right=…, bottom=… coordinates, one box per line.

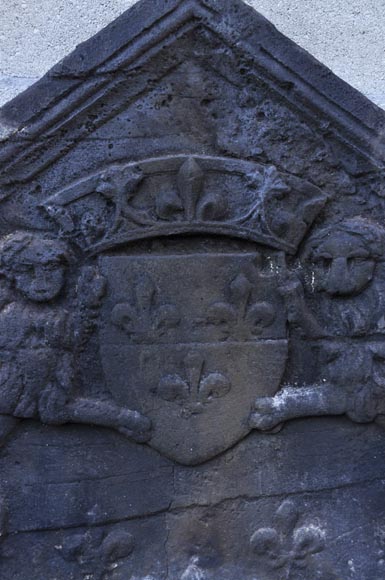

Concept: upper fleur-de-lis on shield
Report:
left=111, top=274, right=181, bottom=341
left=155, top=351, right=231, bottom=418
left=206, top=273, right=276, bottom=340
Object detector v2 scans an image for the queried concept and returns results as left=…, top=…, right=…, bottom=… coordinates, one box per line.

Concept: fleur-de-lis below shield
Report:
left=250, top=501, right=326, bottom=579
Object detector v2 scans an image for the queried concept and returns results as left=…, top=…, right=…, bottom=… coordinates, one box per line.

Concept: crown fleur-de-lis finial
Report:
left=177, top=157, right=205, bottom=221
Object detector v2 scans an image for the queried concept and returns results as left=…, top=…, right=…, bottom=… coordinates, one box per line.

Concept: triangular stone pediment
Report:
left=0, top=0, right=384, bottom=239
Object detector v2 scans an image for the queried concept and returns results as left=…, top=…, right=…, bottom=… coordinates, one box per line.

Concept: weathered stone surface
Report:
left=0, top=0, right=385, bottom=577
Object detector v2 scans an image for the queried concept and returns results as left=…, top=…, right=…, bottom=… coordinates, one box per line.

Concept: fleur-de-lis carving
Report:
left=156, top=352, right=231, bottom=418
left=250, top=501, right=326, bottom=579
left=207, top=273, right=275, bottom=339
left=56, top=528, right=135, bottom=580
left=111, top=274, right=181, bottom=339
left=156, top=158, right=227, bottom=222
left=177, top=157, right=205, bottom=221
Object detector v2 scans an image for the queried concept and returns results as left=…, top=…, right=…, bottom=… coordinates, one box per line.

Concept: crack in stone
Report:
left=7, top=474, right=385, bottom=537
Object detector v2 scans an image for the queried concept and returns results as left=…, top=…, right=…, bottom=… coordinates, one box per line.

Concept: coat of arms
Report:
left=39, top=154, right=327, bottom=464
left=98, top=252, right=288, bottom=464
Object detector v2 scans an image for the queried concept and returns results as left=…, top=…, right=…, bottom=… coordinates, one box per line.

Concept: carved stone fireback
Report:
left=0, top=0, right=385, bottom=578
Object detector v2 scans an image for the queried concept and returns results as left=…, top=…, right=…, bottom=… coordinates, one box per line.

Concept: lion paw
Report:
left=249, top=397, right=285, bottom=432
left=117, top=409, right=152, bottom=443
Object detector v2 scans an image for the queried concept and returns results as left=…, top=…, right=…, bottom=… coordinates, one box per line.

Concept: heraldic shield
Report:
left=99, top=251, right=288, bottom=465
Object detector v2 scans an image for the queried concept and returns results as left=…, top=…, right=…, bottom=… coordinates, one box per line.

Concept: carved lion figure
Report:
left=250, top=217, right=385, bottom=432
left=0, top=232, right=151, bottom=445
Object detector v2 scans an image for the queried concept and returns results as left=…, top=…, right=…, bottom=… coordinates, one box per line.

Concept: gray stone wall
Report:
left=1, top=0, right=385, bottom=110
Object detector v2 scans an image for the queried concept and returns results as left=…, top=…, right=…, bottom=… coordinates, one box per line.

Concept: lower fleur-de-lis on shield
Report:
left=250, top=500, right=326, bottom=579
left=155, top=352, right=231, bottom=418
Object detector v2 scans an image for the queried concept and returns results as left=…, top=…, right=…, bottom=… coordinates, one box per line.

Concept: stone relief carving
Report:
left=293, top=217, right=385, bottom=337
left=43, top=156, right=326, bottom=254
left=97, top=249, right=289, bottom=465
left=251, top=217, right=385, bottom=433
left=0, top=0, right=385, bottom=577
left=18, top=153, right=325, bottom=466
left=206, top=272, right=276, bottom=339
left=156, top=351, right=232, bottom=418
left=3, top=179, right=385, bottom=455
left=111, top=273, right=181, bottom=340
left=250, top=501, right=326, bottom=579
left=0, top=232, right=151, bottom=446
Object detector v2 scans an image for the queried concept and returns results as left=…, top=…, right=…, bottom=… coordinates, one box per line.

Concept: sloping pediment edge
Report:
left=0, top=0, right=385, bottom=187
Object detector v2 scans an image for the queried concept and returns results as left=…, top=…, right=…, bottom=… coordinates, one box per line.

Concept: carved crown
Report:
left=43, top=155, right=327, bottom=254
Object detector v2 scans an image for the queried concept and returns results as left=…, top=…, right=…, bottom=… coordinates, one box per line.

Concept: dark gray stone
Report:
left=0, top=0, right=385, bottom=577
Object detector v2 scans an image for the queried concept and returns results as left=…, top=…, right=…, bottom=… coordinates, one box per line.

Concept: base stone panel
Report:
left=0, top=419, right=383, bottom=579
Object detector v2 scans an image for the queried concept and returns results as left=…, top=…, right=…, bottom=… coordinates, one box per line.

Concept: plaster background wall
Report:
left=0, top=0, right=384, bottom=110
